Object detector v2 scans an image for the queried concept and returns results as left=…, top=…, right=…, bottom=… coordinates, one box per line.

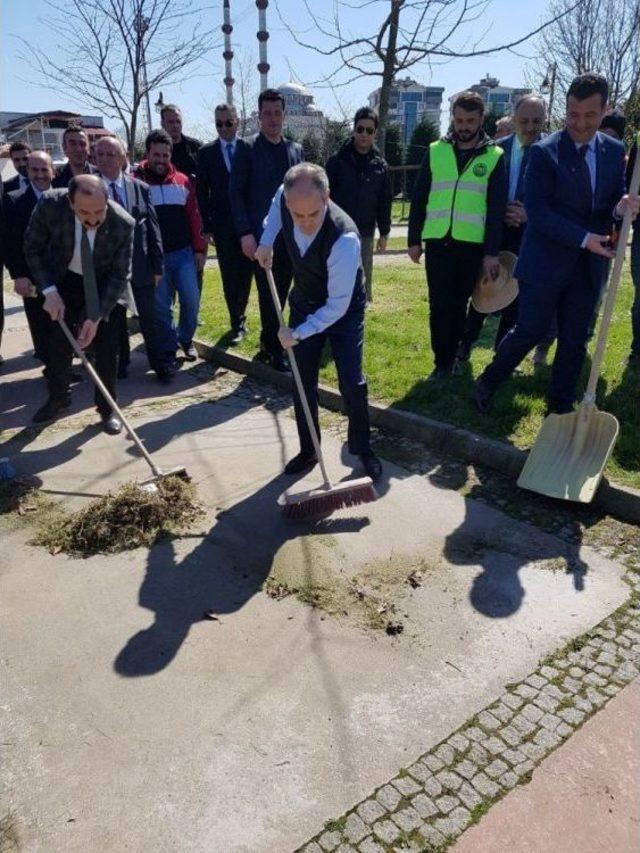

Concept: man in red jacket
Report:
left=135, top=129, right=206, bottom=368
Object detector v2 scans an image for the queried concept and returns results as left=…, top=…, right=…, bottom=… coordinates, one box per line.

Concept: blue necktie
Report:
left=226, top=143, right=234, bottom=169
left=110, top=181, right=123, bottom=206
left=515, top=146, right=530, bottom=202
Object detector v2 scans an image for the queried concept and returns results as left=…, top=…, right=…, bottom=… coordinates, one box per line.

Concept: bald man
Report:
left=3, top=150, right=55, bottom=364
left=24, top=174, right=135, bottom=432
left=255, top=163, right=382, bottom=482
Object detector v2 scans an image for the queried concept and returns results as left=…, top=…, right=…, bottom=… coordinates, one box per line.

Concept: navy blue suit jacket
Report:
left=196, top=138, right=246, bottom=239
left=515, top=129, right=625, bottom=288
left=229, top=133, right=303, bottom=241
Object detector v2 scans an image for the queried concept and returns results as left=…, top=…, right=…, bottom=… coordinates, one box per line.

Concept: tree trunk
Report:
left=376, top=0, right=401, bottom=153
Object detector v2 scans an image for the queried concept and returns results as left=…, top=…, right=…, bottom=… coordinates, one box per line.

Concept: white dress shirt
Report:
left=42, top=218, right=97, bottom=294
left=103, top=173, right=127, bottom=207
left=30, top=183, right=44, bottom=200
left=260, top=186, right=361, bottom=339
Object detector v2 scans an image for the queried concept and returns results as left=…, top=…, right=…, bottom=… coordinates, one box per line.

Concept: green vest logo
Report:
left=473, top=162, right=488, bottom=177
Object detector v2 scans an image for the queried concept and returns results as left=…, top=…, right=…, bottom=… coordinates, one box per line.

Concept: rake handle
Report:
left=584, top=133, right=640, bottom=404
left=264, top=267, right=332, bottom=488
left=57, top=317, right=162, bottom=478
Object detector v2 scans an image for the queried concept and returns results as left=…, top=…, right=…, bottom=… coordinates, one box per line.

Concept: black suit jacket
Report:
left=229, top=133, right=303, bottom=240
left=3, top=184, right=40, bottom=279
left=196, top=139, right=246, bottom=238
left=52, top=162, right=98, bottom=189
left=110, top=174, right=164, bottom=287
left=3, top=175, right=24, bottom=195
left=24, top=189, right=135, bottom=319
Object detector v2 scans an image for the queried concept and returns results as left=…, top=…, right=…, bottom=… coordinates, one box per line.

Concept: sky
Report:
left=1, top=0, right=552, bottom=138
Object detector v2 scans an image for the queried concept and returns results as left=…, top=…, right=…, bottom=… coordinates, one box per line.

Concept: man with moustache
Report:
left=24, top=175, right=135, bottom=433
left=408, top=91, right=507, bottom=380
left=134, top=129, right=206, bottom=369
left=457, top=95, right=547, bottom=362
left=94, top=135, right=169, bottom=383
left=197, top=103, right=252, bottom=343
left=3, top=150, right=56, bottom=364
left=229, top=89, right=303, bottom=371
left=3, top=141, right=32, bottom=193
left=52, top=125, right=97, bottom=188
left=475, top=74, right=639, bottom=415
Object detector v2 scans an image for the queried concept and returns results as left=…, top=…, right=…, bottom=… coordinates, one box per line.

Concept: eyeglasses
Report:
left=355, top=126, right=375, bottom=135
left=216, top=120, right=235, bottom=129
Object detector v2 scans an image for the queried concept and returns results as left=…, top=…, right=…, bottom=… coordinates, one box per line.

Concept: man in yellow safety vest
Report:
left=408, top=90, right=508, bottom=379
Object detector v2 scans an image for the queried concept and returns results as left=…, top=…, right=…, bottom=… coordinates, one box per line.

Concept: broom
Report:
left=265, top=267, right=378, bottom=520
left=57, top=317, right=189, bottom=490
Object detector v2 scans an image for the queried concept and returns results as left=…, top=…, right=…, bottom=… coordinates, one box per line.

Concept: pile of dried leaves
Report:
left=35, top=476, right=203, bottom=556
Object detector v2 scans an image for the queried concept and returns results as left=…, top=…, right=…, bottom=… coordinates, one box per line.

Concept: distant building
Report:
left=243, top=82, right=327, bottom=140
left=450, top=75, right=532, bottom=118
left=0, top=111, right=111, bottom=163
left=368, top=78, right=444, bottom=144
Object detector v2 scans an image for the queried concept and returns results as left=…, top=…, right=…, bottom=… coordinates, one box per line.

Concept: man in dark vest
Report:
left=255, top=163, right=382, bottom=482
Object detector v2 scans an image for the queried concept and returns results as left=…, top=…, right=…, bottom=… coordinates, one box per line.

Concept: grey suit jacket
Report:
left=24, top=189, right=135, bottom=319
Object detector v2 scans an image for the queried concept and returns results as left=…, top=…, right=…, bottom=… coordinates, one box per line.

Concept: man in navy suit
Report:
left=3, top=141, right=32, bottom=194
left=457, top=95, right=547, bottom=361
left=94, top=135, right=168, bottom=383
left=3, top=150, right=55, bottom=364
left=229, top=89, right=303, bottom=371
left=197, top=103, right=253, bottom=344
left=475, top=74, right=638, bottom=415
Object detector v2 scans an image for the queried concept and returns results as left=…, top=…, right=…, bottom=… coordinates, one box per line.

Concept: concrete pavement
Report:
left=0, top=294, right=635, bottom=852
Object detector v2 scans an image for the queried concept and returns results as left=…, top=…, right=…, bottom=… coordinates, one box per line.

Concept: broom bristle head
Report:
left=281, top=480, right=377, bottom=521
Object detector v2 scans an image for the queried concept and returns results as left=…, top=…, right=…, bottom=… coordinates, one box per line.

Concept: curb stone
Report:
left=193, top=341, right=640, bottom=526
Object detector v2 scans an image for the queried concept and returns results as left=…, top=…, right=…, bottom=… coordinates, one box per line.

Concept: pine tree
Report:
left=301, top=132, right=322, bottom=164
left=384, top=123, right=403, bottom=196
left=404, top=118, right=439, bottom=195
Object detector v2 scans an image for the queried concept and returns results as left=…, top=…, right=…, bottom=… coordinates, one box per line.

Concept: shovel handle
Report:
left=57, top=318, right=163, bottom=479
left=585, top=134, right=640, bottom=402
left=264, top=267, right=332, bottom=487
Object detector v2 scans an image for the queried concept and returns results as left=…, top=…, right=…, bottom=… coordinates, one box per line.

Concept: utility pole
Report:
left=222, top=0, right=235, bottom=104
left=256, top=0, right=270, bottom=92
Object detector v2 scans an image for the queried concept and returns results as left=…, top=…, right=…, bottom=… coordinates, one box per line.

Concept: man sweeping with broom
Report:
left=255, top=163, right=382, bottom=484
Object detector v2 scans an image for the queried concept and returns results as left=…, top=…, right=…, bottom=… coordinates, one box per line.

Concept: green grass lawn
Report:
left=391, top=198, right=410, bottom=223
left=199, top=260, right=639, bottom=489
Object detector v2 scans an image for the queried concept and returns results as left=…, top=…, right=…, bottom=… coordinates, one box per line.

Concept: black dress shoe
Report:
left=456, top=341, right=472, bottom=362
left=360, top=452, right=382, bottom=482
left=181, top=342, right=197, bottom=362
left=284, top=452, right=318, bottom=475
left=474, top=376, right=494, bottom=414
left=155, top=366, right=175, bottom=385
left=230, top=322, right=247, bottom=345
left=101, top=414, right=122, bottom=435
left=270, top=353, right=291, bottom=373
left=33, top=397, right=71, bottom=424
left=427, top=366, right=451, bottom=382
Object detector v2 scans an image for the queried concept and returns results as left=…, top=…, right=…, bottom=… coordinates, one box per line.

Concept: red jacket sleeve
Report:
left=184, top=176, right=206, bottom=253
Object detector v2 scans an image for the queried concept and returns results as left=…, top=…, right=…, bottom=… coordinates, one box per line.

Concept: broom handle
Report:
left=584, top=135, right=640, bottom=404
left=58, top=317, right=163, bottom=478
left=264, top=268, right=332, bottom=488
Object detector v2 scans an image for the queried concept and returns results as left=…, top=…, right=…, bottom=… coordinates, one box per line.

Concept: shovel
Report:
left=517, top=136, right=640, bottom=503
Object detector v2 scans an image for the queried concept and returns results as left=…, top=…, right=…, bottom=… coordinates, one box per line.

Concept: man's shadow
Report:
left=429, top=464, right=589, bottom=619
left=114, top=472, right=369, bottom=677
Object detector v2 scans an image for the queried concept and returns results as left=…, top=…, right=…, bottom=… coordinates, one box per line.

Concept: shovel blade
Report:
left=517, top=406, right=619, bottom=503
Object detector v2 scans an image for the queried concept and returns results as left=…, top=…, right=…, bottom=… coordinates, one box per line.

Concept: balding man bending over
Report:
left=255, top=163, right=382, bottom=482
left=24, top=174, right=135, bottom=433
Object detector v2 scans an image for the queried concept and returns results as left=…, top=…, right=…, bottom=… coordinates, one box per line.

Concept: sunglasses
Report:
left=216, top=119, right=235, bottom=129
left=355, top=126, right=375, bottom=135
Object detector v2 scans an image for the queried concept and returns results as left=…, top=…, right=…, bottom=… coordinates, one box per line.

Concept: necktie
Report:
left=578, top=144, right=593, bottom=198
left=226, top=143, right=234, bottom=169
left=81, top=229, right=101, bottom=322
left=110, top=181, right=122, bottom=206
left=515, top=146, right=530, bottom=202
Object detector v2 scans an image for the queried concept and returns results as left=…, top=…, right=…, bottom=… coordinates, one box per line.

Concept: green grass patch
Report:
left=199, top=259, right=639, bottom=488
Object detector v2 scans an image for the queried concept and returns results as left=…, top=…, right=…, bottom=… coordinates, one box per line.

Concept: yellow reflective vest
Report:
left=422, top=140, right=504, bottom=243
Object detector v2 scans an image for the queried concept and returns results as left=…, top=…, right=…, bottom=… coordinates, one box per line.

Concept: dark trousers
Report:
left=482, top=253, right=602, bottom=411
left=290, top=299, right=371, bottom=458
left=23, top=293, right=53, bottom=363
left=0, top=266, right=4, bottom=353
left=44, top=273, right=118, bottom=417
left=254, top=234, right=293, bottom=358
left=424, top=240, right=484, bottom=370
left=214, top=229, right=253, bottom=329
left=112, top=303, right=130, bottom=370
left=132, top=284, right=162, bottom=371
left=631, top=227, right=640, bottom=357
left=461, top=299, right=519, bottom=352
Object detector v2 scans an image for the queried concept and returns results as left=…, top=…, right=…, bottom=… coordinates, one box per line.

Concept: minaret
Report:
left=222, top=0, right=234, bottom=104
left=256, top=0, right=270, bottom=92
